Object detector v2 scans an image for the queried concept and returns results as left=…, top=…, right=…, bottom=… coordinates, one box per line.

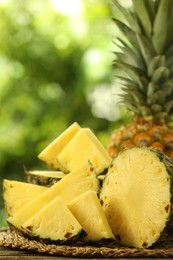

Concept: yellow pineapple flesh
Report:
left=3, top=180, right=47, bottom=216
left=22, top=196, right=84, bottom=242
left=57, top=128, right=112, bottom=175
left=38, top=122, right=80, bottom=171
left=7, top=162, right=100, bottom=231
left=69, top=190, right=114, bottom=242
left=100, top=147, right=172, bottom=248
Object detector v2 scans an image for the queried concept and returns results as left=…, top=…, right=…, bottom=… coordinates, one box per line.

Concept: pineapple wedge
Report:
left=100, top=147, right=172, bottom=248
left=3, top=180, right=47, bottom=216
left=7, top=162, right=100, bottom=231
left=22, top=196, right=84, bottom=242
left=57, top=128, right=112, bottom=175
left=26, top=170, right=67, bottom=187
left=69, top=190, right=115, bottom=242
left=26, top=170, right=105, bottom=187
left=38, top=122, right=81, bottom=171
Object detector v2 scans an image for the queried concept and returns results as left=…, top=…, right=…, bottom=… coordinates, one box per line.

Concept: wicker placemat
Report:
left=0, top=227, right=173, bottom=258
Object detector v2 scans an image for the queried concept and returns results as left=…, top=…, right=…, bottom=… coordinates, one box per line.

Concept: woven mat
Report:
left=0, top=228, right=173, bottom=258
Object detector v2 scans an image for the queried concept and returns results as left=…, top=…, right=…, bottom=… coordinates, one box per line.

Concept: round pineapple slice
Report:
left=100, top=147, right=173, bottom=248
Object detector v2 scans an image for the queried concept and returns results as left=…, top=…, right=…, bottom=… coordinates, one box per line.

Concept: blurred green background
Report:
left=0, top=0, right=131, bottom=226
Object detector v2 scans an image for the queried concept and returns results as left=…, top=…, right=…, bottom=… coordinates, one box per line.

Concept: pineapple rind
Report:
left=26, top=170, right=67, bottom=187
left=7, top=162, right=100, bottom=231
left=3, top=180, right=47, bottom=216
left=22, top=196, right=84, bottom=242
left=100, top=147, right=172, bottom=248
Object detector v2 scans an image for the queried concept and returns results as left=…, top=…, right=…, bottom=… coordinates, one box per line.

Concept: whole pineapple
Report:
left=108, top=0, right=173, bottom=159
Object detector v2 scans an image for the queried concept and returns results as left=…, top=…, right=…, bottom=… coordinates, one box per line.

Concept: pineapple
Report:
left=107, top=0, right=173, bottom=159
left=22, top=196, right=85, bottom=243
left=26, top=170, right=104, bottom=187
left=25, top=170, right=67, bottom=187
left=7, top=162, right=100, bottom=231
left=57, top=128, right=112, bottom=175
left=100, top=147, right=173, bottom=248
left=69, top=190, right=115, bottom=242
left=3, top=180, right=47, bottom=216
left=38, top=122, right=80, bottom=171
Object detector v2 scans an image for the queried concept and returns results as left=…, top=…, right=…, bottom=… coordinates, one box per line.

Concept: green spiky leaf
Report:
left=112, top=0, right=141, bottom=33
left=151, top=67, right=170, bottom=84
left=152, top=0, right=173, bottom=54
left=136, top=33, right=156, bottom=66
left=112, top=18, right=140, bottom=51
left=132, top=0, right=152, bottom=37
left=148, top=55, right=166, bottom=77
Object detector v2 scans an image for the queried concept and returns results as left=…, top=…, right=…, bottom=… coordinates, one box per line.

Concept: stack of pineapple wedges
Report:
left=3, top=122, right=173, bottom=249
left=4, top=122, right=114, bottom=243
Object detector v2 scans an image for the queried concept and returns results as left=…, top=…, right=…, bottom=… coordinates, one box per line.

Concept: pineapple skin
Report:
left=26, top=170, right=67, bottom=187
left=100, top=147, right=173, bottom=248
left=108, top=117, right=173, bottom=159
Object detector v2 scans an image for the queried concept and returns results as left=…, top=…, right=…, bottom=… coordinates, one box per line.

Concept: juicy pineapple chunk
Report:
left=7, top=162, right=100, bottom=231
left=69, top=190, right=114, bottom=242
left=22, top=196, right=84, bottom=242
left=38, top=122, right=80, bottom=170
left=26, top=170, right=67, bottom=187
left=100, top=147, right=172, bottom=248
left=3, top=180, right=47, bottom=216
left=57, top=128, right=111, bottom=175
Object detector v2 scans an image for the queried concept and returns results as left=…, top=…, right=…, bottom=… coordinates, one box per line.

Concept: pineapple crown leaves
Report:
left=111, top=0, right=173, bottom=122
left=152, top=0, right=173, bottom=54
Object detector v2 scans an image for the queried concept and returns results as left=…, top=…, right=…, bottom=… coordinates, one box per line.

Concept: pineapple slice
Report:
left=57, top=128, right=112, bottom=175
left=26, top=170, right=67, bottom=187
left=38, top=122, right=81, bottom=171
left=22, top=196, right=84, bottom=242
left=26, top=170, right=105, bottom=187
left=7, top=162, right=100, bottom=231
left=69, top=190, right=115, bottom=242
left=100, top=147, right=172, bottom=248
left=3, top=180, right=47, bottom=216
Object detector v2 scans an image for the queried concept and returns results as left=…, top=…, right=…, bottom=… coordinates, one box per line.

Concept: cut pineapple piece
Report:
left=22, top=196, right=84, bottom=242
left=69, top=190, right=114, bottom=242
left=100, top=147, right=172, bottom=248
left=26, top=170, right=67, bottom=187
left=3, top=180, right=47, bottom=216
left=26, top=170, right=105, bottom=187
left=57, top=128, right=111, bottom=175
left=38, top=122, right=81, bottom=171
left=7, top=162, right=100, bottom=231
